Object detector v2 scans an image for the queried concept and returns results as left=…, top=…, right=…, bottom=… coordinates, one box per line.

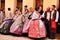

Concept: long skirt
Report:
left=23, top=19, right=46, bottom=38
left=0, top=19, right=13, bottom=33
left=10, top=24, right=22, bottom=35
left=10, top=15, right=23, bottom=35
left=22, top=19, right=29, bottom=33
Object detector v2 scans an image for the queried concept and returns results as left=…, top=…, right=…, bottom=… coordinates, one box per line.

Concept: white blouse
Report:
left=32, top=11, right=39, bottom=19
left=4, top=11, right=12, bottom=20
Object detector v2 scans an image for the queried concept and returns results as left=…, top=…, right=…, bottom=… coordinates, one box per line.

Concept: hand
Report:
left=58, top=23, right=60, bottom=25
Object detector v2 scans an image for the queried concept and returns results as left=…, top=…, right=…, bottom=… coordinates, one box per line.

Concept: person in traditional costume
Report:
left=23, top=6, right=46, bottom=40
left=49, top=5, right=59, bottom=39
left=23, top=7, right=33, bottom=33
left=10, top=12, right=23, bottom=35
left=43, top=7, right=51, bottom=38
left=10, top=7, right=21, bottom=35
left=22, top=5, right=30, bottom=36
left=24, top=5, right=29, bottom=14
left=0, top=9, right=5, bottom=26
left=44, top=5, right=59, bottom=39
left=13, top=7, right=21, bottom=22
left=0, top=8, right=13, bottom=34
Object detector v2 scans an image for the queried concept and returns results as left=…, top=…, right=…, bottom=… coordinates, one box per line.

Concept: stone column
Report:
left=5, top=0, right=17, bottom=16
left=0, top=0, right=1, bottom=9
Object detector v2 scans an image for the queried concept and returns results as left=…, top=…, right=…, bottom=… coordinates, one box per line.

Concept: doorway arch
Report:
left=35, top=0, right=43, bottom=8
left=0, top=0, right=5, bottom=10
left=17, top=0, right=23, bottom=12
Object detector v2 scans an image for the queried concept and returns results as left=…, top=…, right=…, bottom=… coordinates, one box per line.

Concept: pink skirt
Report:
left=28, top=20, right=46, bottom=38
left=10, top=25, right=22, bottom=35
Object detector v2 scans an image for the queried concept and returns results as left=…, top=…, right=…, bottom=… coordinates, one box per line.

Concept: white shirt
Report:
left=41, top=12, right=50, bottom=21
left=42, top=11, right=59, bottom=22
left=32, top=11, right=39, bottom=19
left=51, top=11, right=59, bottom=22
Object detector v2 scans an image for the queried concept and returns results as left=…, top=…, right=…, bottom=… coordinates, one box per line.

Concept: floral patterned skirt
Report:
left=0, top=19, right=13, bottom=33
left=28, top=20, right=46, bottom=38
left=23, top=19, right=46, bottom=38
left=10, top=24, right=23, bottom=35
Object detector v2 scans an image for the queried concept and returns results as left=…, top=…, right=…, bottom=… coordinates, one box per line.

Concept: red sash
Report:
left=51, top=20, right=56, bottom=32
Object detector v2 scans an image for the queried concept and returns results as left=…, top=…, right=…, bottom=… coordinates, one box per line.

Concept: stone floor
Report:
left=0, top=34, right=32, bottom=40
left=56, top=33, right=60, bottom=39
left=0, top=33, right=60, bottom=40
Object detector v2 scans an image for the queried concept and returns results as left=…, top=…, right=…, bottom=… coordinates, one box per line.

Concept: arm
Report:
left=41, top=12, right=45, bottom=18
left=55, top=11, right=59, bottom=22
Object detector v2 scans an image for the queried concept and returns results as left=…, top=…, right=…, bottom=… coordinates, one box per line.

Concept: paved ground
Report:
left=0, top=34, right=32, bottom=40
left=0, top=33, right=60, bottom=40
left=56, top=34, right=60, bottom=39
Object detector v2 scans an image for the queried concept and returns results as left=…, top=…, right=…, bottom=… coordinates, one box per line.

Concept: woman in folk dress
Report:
left=22, top=5, right=30, bottom=37
left=23, top=7, right=46, bottom=40
left=23, top=7, right=34, bottom=33
left=0, top=8, right=13, bottom=34
left=10, top=13, right=23, bottom=35
left=0, top=10, right=5, bottom=26
left=13, top=7, right=21, bottom=22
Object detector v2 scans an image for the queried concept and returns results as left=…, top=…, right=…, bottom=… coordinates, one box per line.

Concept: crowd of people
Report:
left=0, top=5, right=59, bottom=40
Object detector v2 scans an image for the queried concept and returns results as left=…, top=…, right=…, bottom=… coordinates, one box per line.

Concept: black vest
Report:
left=45, top=12, right=47, bottom=19
left=53, top=10, right=56, bottom=20
left=45, top=10, right=56, bottom=21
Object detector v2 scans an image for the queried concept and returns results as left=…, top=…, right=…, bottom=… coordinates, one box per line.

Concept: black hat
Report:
left=8, top=8, right=11, bottom=11
left=52, top=5, right=56, bottom=8
left=24, top=5, right=28, bottom=7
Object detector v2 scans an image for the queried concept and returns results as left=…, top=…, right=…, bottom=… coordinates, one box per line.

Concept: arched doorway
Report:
left=0, top=0, right=5, bottom=10
left=36, top=0, right=43, bottom=8
left=17, top=0, right=23, bottom=12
